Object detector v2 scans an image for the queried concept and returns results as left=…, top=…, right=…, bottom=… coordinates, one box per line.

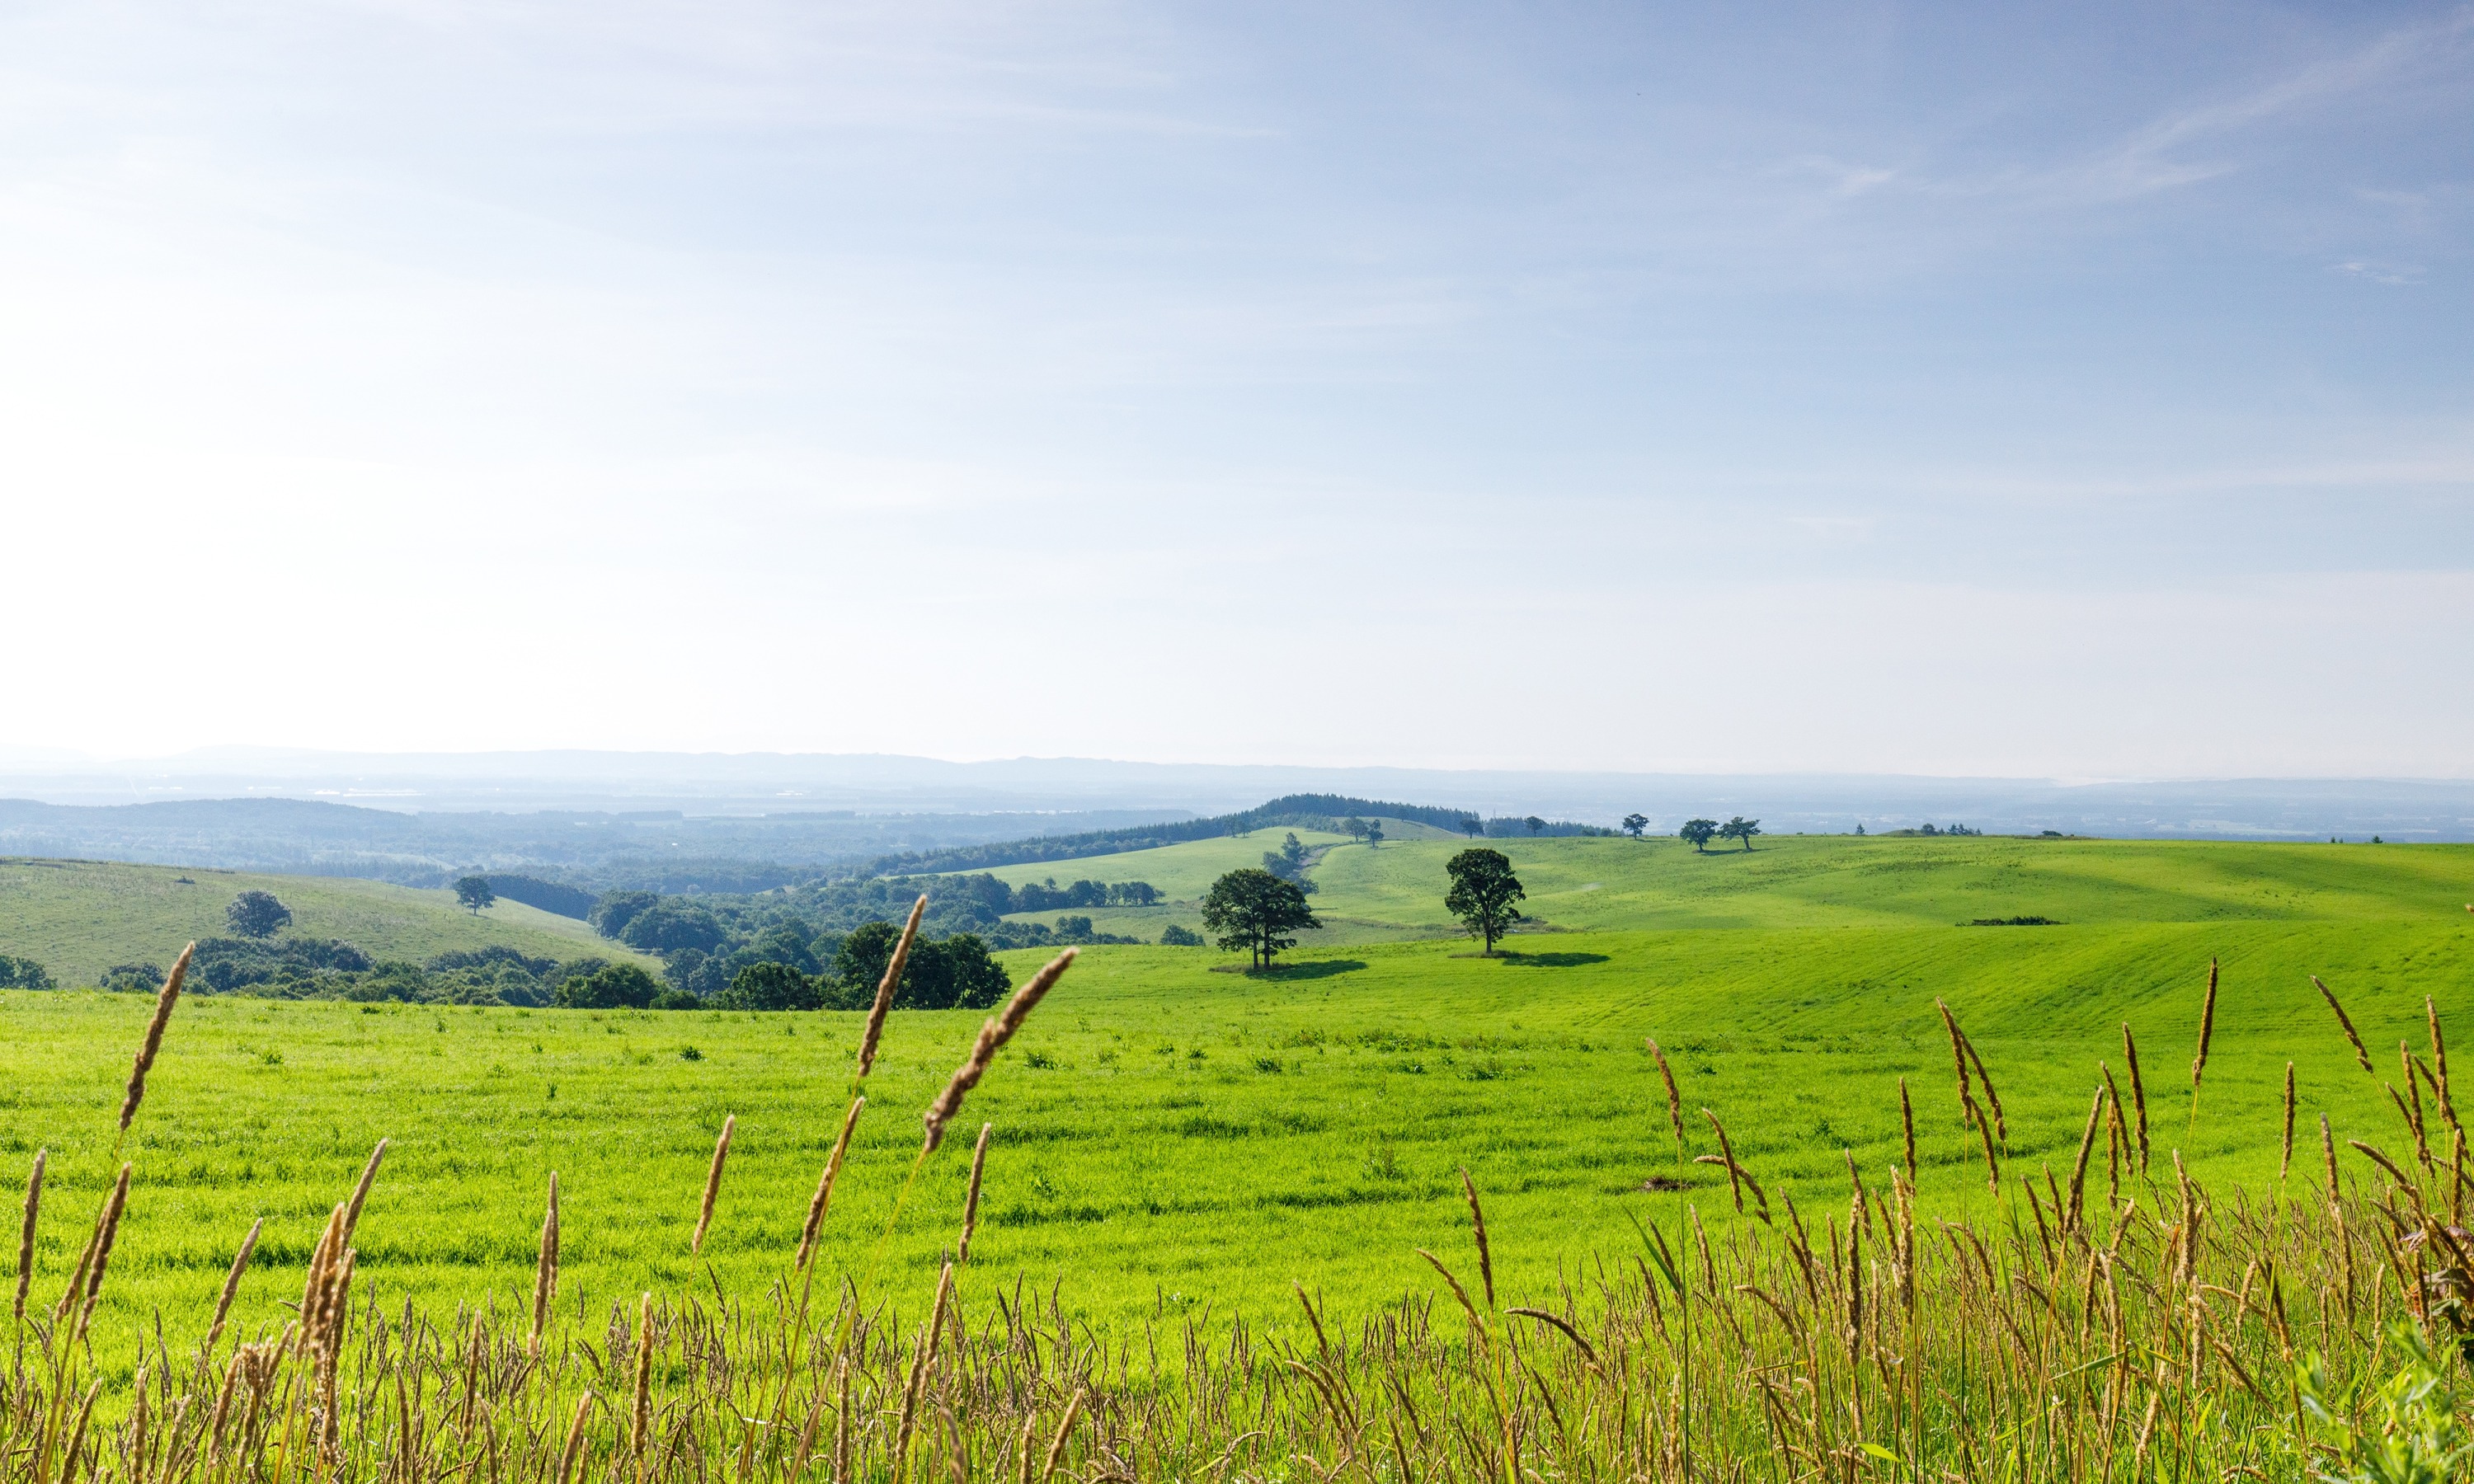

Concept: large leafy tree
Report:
left=1679, top=819, right=1719, bottom=852
left=904, top=935, right=1011, bottom=1010
left=1719, top=816, right=1762, bottom=852
left=1621, top=814, right=1649, bottom=838
left=619, top=901, right=727, bottom=954
left=226, top=890, right=293, bottom=939
left=1444, top=848, right=1526, bottom=955
left=1200, top=867, right=1320, bottom=970
left=715, top=961, right=819, bottom=1012
left=555, top=961, right=661, bottom=1009
left=453, top=876, right=496, bottom=915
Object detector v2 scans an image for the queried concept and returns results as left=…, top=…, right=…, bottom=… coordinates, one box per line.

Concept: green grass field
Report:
left=0, top=857, right=656, bottom=985
left=4, top=834, right=2469, bottom=1378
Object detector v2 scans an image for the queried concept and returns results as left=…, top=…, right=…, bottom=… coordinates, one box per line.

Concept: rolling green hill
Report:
left=962, top=827, right=2474, bottom=945
left=0, top=857, right=655, bottom=986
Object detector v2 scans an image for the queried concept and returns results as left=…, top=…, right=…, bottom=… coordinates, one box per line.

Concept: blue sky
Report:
left=2, top=2, right=2468, bottom=776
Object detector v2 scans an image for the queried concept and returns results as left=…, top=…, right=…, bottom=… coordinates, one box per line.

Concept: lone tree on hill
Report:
left=1719, top=816, right=1762, bottom=851
left=1363, top=819, right=1384, bottom=847
left=226, top=890, right=293, bottom=939
left=1459, top=818, right=1484, bottom=838
left=1201, top=867, right=1320, bottom=970
left=1621, top=813, right=1649, bottom=838
left=1679, top=819, right=1719, bottom=852
left=1445, top=848, right=1526, bottom=955
left=453, top=876, right=496, bottom=915
left=1524, top=815, right=1545, bottom=836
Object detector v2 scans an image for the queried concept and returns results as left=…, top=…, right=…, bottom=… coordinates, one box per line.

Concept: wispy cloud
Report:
left=2331, top=260, right=2425, bottom=285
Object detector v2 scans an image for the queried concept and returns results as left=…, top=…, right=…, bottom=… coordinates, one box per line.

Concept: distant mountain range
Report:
left=2, top=749, right=2470, bottom=891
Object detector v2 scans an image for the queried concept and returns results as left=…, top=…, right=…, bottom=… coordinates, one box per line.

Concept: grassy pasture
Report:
left=0, top=856, right=652, bottom=986
left=7, top=834, right=2470, bottom=1380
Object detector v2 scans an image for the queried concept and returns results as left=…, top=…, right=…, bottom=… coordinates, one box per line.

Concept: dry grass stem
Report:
left=799, top=1097, right=866, bottom=1270
left=73, top=1163, right=132, bottom=1341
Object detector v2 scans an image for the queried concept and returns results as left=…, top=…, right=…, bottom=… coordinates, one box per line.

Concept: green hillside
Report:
left=0, top=857, right=655, bottom=986
left=961, top=827, right=2474, bottom=945
left=1308, top=831, right=2474, bottom=931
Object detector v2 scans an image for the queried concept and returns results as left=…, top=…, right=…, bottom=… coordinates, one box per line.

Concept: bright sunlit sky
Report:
left=3, top=3, right=2470, bottom=777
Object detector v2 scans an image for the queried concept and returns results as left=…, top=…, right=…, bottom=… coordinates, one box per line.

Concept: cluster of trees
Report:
left=1262, top=833, right=1318, bottom=892
left=1010, top=878, right=1159, bottom=911
left=1677, top=817, right=1762, bottom=852
left=102, top=932, right=617, bottom=1006
left=0, top=955, right=53, bottom=990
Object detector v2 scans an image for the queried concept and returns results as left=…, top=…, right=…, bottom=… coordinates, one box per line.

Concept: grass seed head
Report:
left=2192, top=956, right=2219, bottom=1091
left=856, top=896, right=928, bottom=1083
left=2281, top=1062, right=2296, bottom=1182
left=2121, top=1024, right=2150, bottom=1172
left=958, top=1122, right=992, bottom=1265
left=2314, top=975, right=2374, bottom=1073
left=1898, top=1078, right=1917, bottom=1181
left=922, top=948, right=1075, bottom=1153
left=341, top=1138, right=388, bottom=1245
left=529, top=1172, right=558, bottom=1355
left=119, top=942, right=193, bottom=1131
left=693, top=1113, right=734, bottom=1255
left=1459, top=1167, right=1494, bottom=1309
left=74, top=1163, right=133, bottom=1341
left=13, top=1148, right=41, bottom=1322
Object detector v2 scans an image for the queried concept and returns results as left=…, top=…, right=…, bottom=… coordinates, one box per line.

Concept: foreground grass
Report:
left=0, top=857, right=649, bottom=986
left=7, top=904, right=2466, bottom=1359
left=7, top=923, right=2472, bottom=1482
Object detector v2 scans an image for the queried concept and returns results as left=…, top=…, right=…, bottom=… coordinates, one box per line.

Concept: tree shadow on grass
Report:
left=1493, top=951, right=1611, bottom=968
left=1207, top=960, right=1367, bottom=980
